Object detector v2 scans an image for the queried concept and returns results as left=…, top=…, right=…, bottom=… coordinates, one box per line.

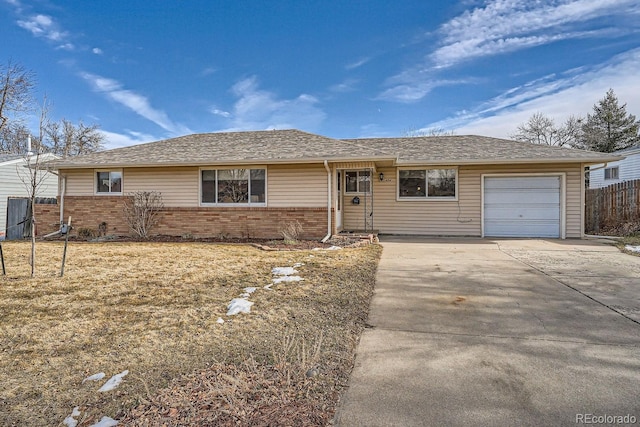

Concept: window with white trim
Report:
left=604, top=166, right=619, bottom=180
left=201, top=168, right=266, bottom=205
left=96, top=170, right=122, bottom=194
left=345, top=170, right=371, bottom=193
left=398, top=168, right=456, bottom=199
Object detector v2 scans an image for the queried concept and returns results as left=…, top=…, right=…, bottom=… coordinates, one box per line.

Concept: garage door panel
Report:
left=484, top=220, right=560, bottom=238
left=484, top=176, right=561, bottom=238
left=484, top=190, right=560, bottom=205
left=484, top=176, right=560, bottom=190
left=484, top=206, right=560, bottom=221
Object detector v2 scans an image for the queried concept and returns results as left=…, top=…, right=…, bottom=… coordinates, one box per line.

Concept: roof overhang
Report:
left=47, top=154, right=624, bottom=170
left=48, top=156, right=398, bottom=170
left=392, top=155, right=625, bottom=167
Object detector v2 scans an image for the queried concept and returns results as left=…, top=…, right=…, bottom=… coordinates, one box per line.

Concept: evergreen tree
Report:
left=581, top=89, right=640, bottom=152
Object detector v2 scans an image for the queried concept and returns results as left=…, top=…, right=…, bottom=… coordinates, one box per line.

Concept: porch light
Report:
left=379, top=172, right=384, bottom=181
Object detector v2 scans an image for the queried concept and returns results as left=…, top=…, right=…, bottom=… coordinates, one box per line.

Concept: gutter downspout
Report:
left=587, top=162, right=608, bottom=174
left=59, top=174, right=66, bottom=226
left=322, top=160, right=332, bottom=242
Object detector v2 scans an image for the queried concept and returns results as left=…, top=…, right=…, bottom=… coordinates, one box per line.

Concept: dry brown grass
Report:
left=0, top=241, right=381, bottom=426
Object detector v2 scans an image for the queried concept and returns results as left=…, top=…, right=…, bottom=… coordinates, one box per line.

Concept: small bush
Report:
left=123, top=191, right=164, bottom=239
left=76, top=227, right=96, bottom=240
left=279, top=221, right=303, bottom=244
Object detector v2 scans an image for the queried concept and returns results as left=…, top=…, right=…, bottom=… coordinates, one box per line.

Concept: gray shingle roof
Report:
left=48, top=130, right=392, bottom=169
left=47, top=129, right=621, bottom=169
left=346, top=135, right=621, bottom=164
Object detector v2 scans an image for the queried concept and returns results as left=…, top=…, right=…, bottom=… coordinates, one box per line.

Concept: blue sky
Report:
left=2, top=0, right=639, bottom=149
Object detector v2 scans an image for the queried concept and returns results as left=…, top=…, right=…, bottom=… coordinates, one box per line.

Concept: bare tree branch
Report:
left=0, top=59, right=35, bottom=134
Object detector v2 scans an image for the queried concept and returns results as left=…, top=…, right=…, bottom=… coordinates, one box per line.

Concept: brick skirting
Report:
left=34, top=196, right=329, bottom=239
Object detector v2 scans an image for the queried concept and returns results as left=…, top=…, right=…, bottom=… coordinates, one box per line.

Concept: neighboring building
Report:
left=41, top=130, right=620, bottom=240
left=0, top=153, right=59, bottom=240
left=589, top=145, right=640, bottom=188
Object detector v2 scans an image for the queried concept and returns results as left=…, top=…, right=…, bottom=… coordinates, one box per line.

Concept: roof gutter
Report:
left=586, top=162, right=609, bottom=173
left=322, top=160, right=332, bottom=243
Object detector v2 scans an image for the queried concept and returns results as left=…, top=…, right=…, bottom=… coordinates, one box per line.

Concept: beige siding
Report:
left=62, top=164, right=328, bottom=208
left=124, top=167, right=199, bottom=207
left=61, top=169, right=94, bottom=196
left=268, top=164, right=327, bottom=207
left=341, top=163, right=584, bottom=238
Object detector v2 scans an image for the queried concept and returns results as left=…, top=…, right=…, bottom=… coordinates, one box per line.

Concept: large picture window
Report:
left=96, top=170, right=122, bottom=194
left=345, top=170, right=371, bottom=193
left=200, top=168, right=266, bottom=205
left=398, top=168, right=456, bottom=199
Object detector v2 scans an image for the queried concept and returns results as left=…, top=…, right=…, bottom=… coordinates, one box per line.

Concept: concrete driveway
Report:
left=335, top=238, right=640, bottom=427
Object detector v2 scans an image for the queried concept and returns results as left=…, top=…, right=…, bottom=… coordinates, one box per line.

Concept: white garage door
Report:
left=484, top=176, right=561, bottom=238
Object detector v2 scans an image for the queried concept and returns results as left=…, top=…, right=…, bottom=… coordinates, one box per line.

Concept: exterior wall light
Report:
left=379, top=172, right=384, bottom=181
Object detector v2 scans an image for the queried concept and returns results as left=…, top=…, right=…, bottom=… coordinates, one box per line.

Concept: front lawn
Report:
left=0, top=241, right=380, bottom=426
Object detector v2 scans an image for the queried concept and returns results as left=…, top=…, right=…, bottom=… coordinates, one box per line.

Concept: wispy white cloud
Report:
left=377, top=78, right=478, bottom=102
left=16, top=13, right=70, bottom=46
left=80, top=72, right=191, bottom=135
left=200, top=67, right=217, bottom=76
left=56, top=42, right=75, bottom=51
left=329, top=78, right=359, bottom=93
left=431, top=0, right=638, bottom=69
left=425, top=48, right=640, bottom=138
left=92, top=47, right=103, bottom=55
left=100, top=129, right=157, bottom=149
left=219, top=76, right=326, bottom=131
left=345, top=57, right=370, bottom=70
left=380, top=0, right=640, bottom=102
left=209, top=107, right=231, bottom=118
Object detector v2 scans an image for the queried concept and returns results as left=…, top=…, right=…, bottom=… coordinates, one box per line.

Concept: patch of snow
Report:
left=292, top=262, right=305, bottom=268
left=272, top=275, right=304, bottom=284
left=98, top=370, right=129, bottom=392
left=89, top=416, right=118, bottom=427
left=263, top=284, right=273, bottom=290
left=227, top=298, right=254, bottom=315
left=327, top=246, right=342, bottom=250
left=625, top=245, right=640, bottom=253
left=308, top=255, right=314, bottom=258
left=63, top=407, right=81, bottom=427
left=216, top=317, right=224, bottom=324
left=82, top=372, right=106, bottom=384
left=244, top=287, right=257, bottom=293
left=272, top=267, right=297, bottom=276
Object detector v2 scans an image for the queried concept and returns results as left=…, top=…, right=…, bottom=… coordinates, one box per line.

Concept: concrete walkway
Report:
left=335, top=237, right=640, bottom=427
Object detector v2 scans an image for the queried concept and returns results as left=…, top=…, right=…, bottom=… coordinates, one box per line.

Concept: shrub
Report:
left=76, top=227, right=96, bottom=240
left=279, top=221, right=303, bottom=244
left=123, top=191, right=164, bottom=239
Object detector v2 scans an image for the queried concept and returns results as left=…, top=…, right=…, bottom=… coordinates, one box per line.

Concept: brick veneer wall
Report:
left=34, top=202, right=62, bottom=236
left=35, top=196, right=329, bottom=239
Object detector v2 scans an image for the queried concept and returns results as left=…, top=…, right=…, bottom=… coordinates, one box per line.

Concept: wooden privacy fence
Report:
left=585, top=179, right=640, bottom=234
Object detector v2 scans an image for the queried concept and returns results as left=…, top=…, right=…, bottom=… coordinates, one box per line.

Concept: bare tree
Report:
left=0, top=60, right=35, bottom=134
left=511, top=112, right=583, bottom=148
left=402, top=126, right=455, bottom=137
left=19, top=98, right=51, bottom=277
left=44, top=119, right=104, bottom=156
left=217, top=169, right=249, bottom=203
left=123, top=191, right=164, bottom=239
left=1, top=121, right=31, bottom=153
